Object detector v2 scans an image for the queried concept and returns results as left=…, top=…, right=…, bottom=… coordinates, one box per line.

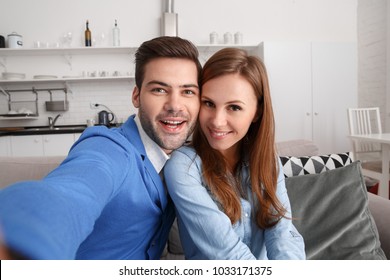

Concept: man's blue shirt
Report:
left=0, top=115, right=174, bottom=259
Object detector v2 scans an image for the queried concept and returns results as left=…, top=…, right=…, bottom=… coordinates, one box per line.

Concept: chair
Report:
left=347, top=107, right=386, bottom=183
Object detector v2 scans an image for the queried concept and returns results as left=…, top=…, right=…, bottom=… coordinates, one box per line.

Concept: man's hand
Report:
left=0, top=243, right=11, bottom=259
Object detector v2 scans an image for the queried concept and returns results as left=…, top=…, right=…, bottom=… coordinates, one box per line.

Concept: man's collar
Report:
left=134, top=115, right=169, bottom=173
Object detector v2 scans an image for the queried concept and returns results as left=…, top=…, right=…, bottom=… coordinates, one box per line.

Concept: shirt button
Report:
left=244, top=213, right=249, bottom=217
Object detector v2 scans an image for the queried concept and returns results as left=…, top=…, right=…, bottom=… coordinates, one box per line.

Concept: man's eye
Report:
left=183, top=90, right=195, bottom=96
left=152, top=88, right=167, bottom=94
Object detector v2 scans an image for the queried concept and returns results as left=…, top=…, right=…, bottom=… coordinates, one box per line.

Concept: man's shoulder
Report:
left=73, top=122, right=143, bottom=157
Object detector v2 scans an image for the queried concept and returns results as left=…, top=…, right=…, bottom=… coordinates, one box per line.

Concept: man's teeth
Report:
left=162, top=120, right=183, bottom=125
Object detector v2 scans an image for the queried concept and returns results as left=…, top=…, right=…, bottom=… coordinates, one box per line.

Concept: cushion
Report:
left=280, top=152, right=352, bottom=178
left=286, top=161, right=386, bottom=259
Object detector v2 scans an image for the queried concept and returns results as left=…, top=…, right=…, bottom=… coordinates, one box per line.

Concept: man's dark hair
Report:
left=134, top=36, right=202, bottom=89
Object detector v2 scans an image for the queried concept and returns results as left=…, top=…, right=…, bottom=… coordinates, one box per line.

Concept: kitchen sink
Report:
left=24, top=125, right=87, bottom=132
left=13, top=125, right=88, bottom=135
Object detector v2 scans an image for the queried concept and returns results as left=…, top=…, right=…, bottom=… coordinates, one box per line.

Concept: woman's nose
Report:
left=210, top=109, right=227, bottom=127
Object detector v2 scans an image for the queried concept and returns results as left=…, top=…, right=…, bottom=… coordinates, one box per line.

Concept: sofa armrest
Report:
left=368, top=192, right=390, bottom=259
left=276, top=139, right=319, bottom=157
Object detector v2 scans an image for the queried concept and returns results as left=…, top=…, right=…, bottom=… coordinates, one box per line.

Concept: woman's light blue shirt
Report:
left=164, top=146, right=305, bottom=260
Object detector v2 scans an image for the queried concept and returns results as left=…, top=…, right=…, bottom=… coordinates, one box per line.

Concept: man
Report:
left=0, top=36, right=202, bottom=259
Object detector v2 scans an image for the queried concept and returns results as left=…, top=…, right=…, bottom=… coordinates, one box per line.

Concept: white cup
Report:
left=87, top=119, right=95, bottom=127
left=33, top=41, right=41, bottom=48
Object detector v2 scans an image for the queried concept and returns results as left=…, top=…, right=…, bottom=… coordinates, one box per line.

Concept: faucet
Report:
left=48, top=114, right=62, bottom=129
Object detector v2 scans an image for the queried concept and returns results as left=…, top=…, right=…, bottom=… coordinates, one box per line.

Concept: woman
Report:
left=164, top=48, right=305, bottom=260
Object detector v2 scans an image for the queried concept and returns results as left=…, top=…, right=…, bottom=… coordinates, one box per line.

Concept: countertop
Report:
left=0, top=123, right=123, bottom=137
left=0, top=125, right=88, bottom=136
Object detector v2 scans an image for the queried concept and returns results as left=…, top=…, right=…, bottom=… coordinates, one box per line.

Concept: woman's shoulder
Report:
left=167, top=145, right=200, bottom=168
left=173, top=145, right=197, bottom=157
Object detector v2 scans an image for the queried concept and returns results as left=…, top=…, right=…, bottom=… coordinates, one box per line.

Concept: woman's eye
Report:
left=229, top=105, right=242, bottom=111
left=202, top=100, right=214, bottom=107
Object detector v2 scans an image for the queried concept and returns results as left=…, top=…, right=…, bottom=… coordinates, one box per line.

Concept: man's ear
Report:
left=132, top=86, right=140, bottom=108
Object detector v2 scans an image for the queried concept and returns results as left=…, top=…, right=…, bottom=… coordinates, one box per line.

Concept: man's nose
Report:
left=164, top=92, right=184, bottom=112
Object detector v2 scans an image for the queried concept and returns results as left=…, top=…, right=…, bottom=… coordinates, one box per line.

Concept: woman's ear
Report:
left=252, top=107, right=261, bottom=123
left=253, top=98, right=264, bottom=123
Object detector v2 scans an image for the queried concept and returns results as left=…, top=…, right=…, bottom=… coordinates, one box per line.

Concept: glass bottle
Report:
left=113, top=19, right=120, bottom=46
left=85, top=20, right=92, bottom=47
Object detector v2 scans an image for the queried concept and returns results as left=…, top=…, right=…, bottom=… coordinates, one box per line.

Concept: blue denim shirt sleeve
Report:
left=165, top=147, right=256, bottom=260
left=263, top=159, right=306, bottom=260
left=164, top=146, right=305, bottom=260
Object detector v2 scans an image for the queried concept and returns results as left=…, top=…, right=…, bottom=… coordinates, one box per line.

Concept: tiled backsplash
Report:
left=0, top=79, right=137, bottom=127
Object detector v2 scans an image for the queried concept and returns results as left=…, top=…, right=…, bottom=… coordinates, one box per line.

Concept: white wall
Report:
left=357, top=0, right=389, bottom=130
left=0, top=0, right=358, bottom=128
left=0, top=0, right=357, bottom=46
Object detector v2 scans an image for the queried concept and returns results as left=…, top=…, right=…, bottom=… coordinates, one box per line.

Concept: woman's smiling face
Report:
left=199, top=73, right=259, bottom=160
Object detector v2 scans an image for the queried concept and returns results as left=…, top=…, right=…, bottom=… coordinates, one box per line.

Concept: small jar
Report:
left=209, top=32, right=218, bottom=44
left=223, top=32, right=233, bottom=44
left=234, top=32, right=243, bottom=45
left=7, top=32, right=23, bottom=48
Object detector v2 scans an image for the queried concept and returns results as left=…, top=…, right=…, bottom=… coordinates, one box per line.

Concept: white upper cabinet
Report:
left=258, top=41, right=357, bottom=154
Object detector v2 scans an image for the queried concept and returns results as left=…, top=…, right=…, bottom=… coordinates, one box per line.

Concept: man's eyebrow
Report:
left=181, top=84, right=199, bottom=89
left=146, top=80, right=170, bottom=87
left=145, top=80, right=199, bottom=89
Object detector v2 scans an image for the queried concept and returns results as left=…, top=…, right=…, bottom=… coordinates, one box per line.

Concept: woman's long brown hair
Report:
left=192, top=48, right=286, bottom=229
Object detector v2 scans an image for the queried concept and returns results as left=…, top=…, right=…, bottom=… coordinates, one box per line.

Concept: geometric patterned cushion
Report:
left=279, top=152, right=353, bottom=178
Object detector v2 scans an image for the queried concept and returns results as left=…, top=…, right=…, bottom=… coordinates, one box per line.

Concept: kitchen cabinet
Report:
left=11, top=135, right=44, bottom=156
left=0, top=136, right=11, bottom=156
left=10, top=133, right=76, bottom=156
left=258, top=42, right=357, bottom=154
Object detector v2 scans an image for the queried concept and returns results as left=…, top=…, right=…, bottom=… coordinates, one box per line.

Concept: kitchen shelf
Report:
left=0, top=76, right=134, bottom=85
left=0, top=46, right=138, bottom=57
left=196, top=44, right=260, bottom=52
left=0, top=115, right=39, bottom=120
left=0, top=87, right=39, bottom=119
left=0, top=45, right=260, bottom=57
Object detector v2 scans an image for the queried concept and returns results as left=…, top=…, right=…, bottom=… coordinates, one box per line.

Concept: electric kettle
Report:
left=98, top=110, right=114, bottom=126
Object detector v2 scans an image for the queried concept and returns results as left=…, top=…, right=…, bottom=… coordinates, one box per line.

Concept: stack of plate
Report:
left=33, top=75, right=58, bottom=79
left=1, top=72, right=26, bottom=80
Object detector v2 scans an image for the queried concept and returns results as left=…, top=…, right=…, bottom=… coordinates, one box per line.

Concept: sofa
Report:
left=0, top=139, right=389, bottom=260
